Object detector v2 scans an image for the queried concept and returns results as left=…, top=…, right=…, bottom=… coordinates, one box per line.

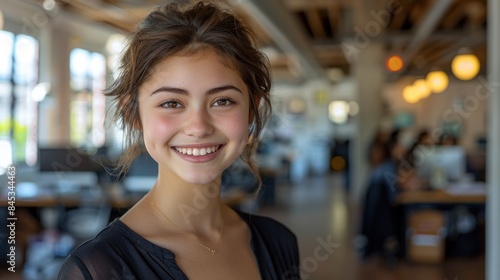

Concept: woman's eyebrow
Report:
left=150, top=85, right=243, bottom=96
left=206, top=85, right=243, bottom=95
left=150, top=86, right=187, bottom=96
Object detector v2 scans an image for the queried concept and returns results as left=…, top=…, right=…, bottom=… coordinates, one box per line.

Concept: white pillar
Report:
left=486, top=0, right=500, bottom=279
left=349, top=0, right=386, bottom=201
left=38, top=23, right=71, bottom=146
left=351, top=44, right=385, bottom=201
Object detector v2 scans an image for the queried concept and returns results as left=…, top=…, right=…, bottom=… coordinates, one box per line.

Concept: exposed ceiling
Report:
left=35, top=0, right=487, bottom=83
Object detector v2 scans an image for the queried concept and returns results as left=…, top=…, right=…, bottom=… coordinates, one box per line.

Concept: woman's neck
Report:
left=147, top=174, right=224, bottom=236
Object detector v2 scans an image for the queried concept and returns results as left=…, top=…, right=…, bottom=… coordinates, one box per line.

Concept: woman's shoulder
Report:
left=235, top=210, right=297, bottom=241
left=60, top=219, right=138, bottom=268
left=58, top=219, right=179, bottom=280
left=235, top=210, right=300, bottom=278
left=66, top=218, right=175, bottom=260
left=68, top=219, right=128, bottom=256
left=57, top=220, right=127, bottom=279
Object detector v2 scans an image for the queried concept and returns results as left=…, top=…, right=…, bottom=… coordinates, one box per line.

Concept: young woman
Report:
left=58, top=2, right=300, bottom=279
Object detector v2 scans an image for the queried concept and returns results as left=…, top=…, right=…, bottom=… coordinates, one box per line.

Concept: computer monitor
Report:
left=414, top=145, right=466, bottom=182
left=122, top=152, right=158, bottom=194
left=38, top=147, right=103, bottom=173
left=37, top=147, right=103, bottom=191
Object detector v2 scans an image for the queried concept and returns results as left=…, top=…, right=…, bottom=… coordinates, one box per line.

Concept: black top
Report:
left=57, top=211, right=300, bottom=280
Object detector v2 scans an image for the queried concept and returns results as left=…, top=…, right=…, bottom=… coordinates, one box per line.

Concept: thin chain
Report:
left=151, top=201, right=224, bottom=256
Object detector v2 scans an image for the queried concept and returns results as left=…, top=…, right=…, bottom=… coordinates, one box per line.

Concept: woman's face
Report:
left=138, top=50, right=250, bottom=185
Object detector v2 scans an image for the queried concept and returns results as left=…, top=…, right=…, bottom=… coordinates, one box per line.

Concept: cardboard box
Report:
left=407, top=209, right=446, bottom=263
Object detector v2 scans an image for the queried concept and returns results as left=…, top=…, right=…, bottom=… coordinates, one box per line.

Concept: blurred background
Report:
left=0, top=0, right=498, bottom=279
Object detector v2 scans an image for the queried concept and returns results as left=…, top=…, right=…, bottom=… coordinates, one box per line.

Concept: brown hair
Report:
left=105, top=1, right=272, bottom=186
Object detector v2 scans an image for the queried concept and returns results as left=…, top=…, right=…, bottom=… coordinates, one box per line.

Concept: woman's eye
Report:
left=213, top=98, right=235, bottom=107
left=160, top=100, right=182, bottom=109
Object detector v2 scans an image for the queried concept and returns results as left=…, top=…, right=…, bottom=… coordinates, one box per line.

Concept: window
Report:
left=0, top=30, right=39, bottom=171
left=69, top=48, right=106, bottom=148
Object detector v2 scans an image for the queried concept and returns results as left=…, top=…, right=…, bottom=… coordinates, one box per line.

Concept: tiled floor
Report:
left=257, top=173, right=485, bottom=280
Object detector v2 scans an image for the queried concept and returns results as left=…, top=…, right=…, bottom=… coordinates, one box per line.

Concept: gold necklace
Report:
left=150, top=201, right=224, bottom=255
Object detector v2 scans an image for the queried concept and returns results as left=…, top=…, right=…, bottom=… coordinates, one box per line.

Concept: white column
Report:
left=351, top=44, right=385, bottom=201
left=349, top=0, right=387, bottom=201
left=486, top=0, right=500, bottom=279
left=38, top=23, right=71, bottom=146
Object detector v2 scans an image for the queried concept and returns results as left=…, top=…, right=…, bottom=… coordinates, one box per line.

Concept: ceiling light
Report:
left=425, top=70, right=449, bottom=93
left=42, top=0, right=58, bottom=12
left=413, top=79, right=431, bottom=99
left=329, top=101, right=349, bottom=124
left=403, top=85, right=419, bottom=104
left=451, top=52, right=480, bottom=81
left=386, top=55, right=404, bottom=72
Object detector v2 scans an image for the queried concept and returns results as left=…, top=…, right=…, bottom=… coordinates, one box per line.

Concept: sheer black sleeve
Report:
left=57, top=255, right=90, bottom=280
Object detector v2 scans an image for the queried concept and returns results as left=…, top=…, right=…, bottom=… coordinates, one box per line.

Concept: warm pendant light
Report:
left=451, top=52, right=480, bottom=81
left=413, top=79, right=431, bottom=99
left=386, top=55, right=404, bottom=72
left=403, top=85, right=419, bottom=104
left=426, top=70, right=449, bottom=93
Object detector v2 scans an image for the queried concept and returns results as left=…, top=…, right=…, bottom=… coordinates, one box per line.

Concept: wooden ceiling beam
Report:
left=464, top=1, right=487, bottom=29
left=400, top=0, right=454, bottom=73
left=238, top=0, right=325, bottom=79
left=411, top=41, right=455, bottom=70
left=327, top=4, right=342, bottom=37
left=59, top=0, right=128, bottom=20
left=305, top=9, right=326, bottom=38
left=425, top=35, right=485, bottom=70
left=60, top=0, right=137, bottom=31
left=441, top=2, right=468, bottom=29
left=284, top=0, right=351, bottom=11
left=51, top=0, right=487, bottom=77
left=388, top=0, right=415, bottom=30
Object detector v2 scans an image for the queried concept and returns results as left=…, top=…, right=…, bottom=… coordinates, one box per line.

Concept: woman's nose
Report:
left=183, top=108, right=214, bottom=138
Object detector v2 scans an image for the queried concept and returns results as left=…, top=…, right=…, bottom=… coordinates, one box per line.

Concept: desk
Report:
left=397, top=187, right=486, bottom=262
left=397, top=189, right=486, bottom=205
left=0, top=183, right=140, bottom=209
left=0, top=182, right=138, bottom=269
left=0, top=183, right=252, bottom=209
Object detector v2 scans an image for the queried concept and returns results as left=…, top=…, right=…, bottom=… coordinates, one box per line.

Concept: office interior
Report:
left=0, top=0, right=499, bottom=279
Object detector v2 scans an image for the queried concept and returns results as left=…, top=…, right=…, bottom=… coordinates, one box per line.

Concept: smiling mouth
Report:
left=173, top=145, right=222, bottom=156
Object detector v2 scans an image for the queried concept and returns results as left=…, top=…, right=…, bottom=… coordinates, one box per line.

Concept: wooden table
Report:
left=397, top=189, right=486, bottom=205
left=396, top=186, right=486, bottom=261
left=0, top=183, right=139, bottom=209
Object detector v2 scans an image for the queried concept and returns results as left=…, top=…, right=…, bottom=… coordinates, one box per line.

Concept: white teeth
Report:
left=175, top=145, right=220, bottom=156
